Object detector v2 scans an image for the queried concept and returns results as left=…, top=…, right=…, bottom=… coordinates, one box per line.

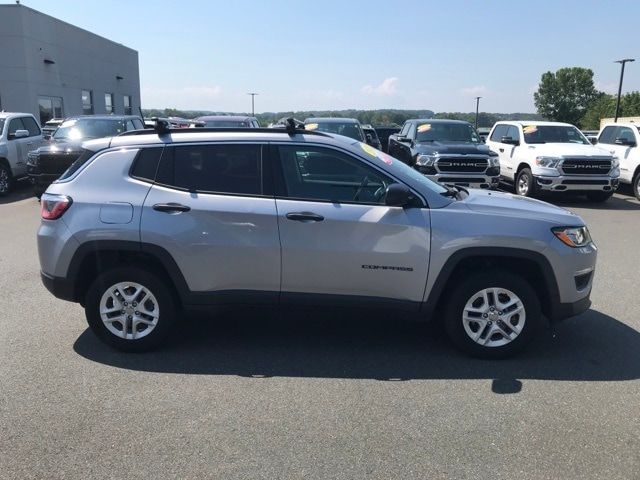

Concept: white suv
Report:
left=595, top=122, right=640, bottom=199
left=0, top=112, right=44, bottom=194
left=486, top=121, right=619, bottom=201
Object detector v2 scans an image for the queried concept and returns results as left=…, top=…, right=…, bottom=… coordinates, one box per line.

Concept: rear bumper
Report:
left=41, top=271, right=76, bottom=302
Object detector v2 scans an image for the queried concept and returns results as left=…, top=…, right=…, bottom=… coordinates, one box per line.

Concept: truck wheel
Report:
left=633, top=173, right=640, bottom=201
left=515, top=168, right=535, bottom=197
left=585, top=191, right=613, bottom=202
left=0, top=163, right=13, bottom=196
left=84, top=266, right=178, bottom=352
left=443, top=271, right=541, bottom=359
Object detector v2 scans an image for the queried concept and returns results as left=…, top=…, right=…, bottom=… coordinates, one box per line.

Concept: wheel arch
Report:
left=422, top=247, right=560, bottom=322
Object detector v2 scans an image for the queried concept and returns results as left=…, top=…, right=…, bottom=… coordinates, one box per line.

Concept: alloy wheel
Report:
left=517, top=174, right=529, bottom=195
left=99, top=281, right=160, bottom=340
left=462, top=287, right=526, bottom=347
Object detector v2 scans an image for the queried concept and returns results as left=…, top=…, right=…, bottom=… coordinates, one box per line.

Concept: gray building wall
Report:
left=0, top=4, right=140, bottom=124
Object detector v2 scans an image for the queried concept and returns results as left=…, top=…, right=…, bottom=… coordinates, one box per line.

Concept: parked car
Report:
left=595, top=123, right=640, bottom=199
left=270, top=117, right=305, bottom=129
left=374, top=125, right=401, bottom=153
left=192, top=115, right=260, bottom=128
left=42, top=118, right=64, bottom=137
left=388, top=119, right=500, bottom=189
left=0, top=112, right=44, bottom=195
left=486, top=121, right=619, bottom=201
left=38, top=123, right=596, bottom=358
left=304, top=117, right=366, bottom=142
left=27, top=115, right=144, bottom=197
left=477, top=127, right=492, bottom=143
left=361, top=124, right=382, bottom=150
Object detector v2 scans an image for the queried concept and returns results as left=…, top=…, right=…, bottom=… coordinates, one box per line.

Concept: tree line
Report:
left=534, top=67, right=640, bottom=129
left=141, top=108, right=541, bottom=128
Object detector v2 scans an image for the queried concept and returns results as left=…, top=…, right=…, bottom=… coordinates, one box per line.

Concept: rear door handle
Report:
left=153, top=202, right=191, bottom=213
left=285, top=212, right=324, bottom=222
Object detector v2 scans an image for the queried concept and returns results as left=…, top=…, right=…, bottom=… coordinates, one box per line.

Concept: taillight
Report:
left=41, top=193, right=73, bottom=220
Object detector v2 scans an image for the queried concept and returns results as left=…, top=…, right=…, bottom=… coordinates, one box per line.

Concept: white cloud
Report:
left=460, top=85, right=487, bottom=96
left=595, top=82, right=618, bottom=94
left=361, top=77, right=399, bottom=96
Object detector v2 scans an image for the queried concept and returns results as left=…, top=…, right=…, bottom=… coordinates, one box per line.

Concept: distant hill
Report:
left=142, top=108, right=542, bottom=128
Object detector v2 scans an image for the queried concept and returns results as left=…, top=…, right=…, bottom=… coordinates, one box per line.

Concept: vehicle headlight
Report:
left=552, top=226, right=592, bottom=248
left=416, top=154, right=438, bottom=167
left=535, top=156, right=562, bottom=168
left=488, top=156, right=500, bottom=167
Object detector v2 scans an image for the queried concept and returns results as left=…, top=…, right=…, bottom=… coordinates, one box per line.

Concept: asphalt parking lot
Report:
left=1, top=181, right=639, bottom=480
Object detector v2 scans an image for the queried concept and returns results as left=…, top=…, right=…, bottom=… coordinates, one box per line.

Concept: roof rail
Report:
left=118, top=117, right=330, bottom=138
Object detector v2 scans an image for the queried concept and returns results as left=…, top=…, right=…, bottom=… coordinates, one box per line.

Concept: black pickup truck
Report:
left=388, top=119, right=500, bottom=189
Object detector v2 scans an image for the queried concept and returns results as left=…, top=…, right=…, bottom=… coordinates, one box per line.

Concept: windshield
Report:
left=53, top=118, right=125, bottom=141
left=416, top=122, right=480, bottom=143
left=355, top=142, right=448, bottom=195
left=203, top=120, right=251, bottom=128
left=307, top=122, right=365, bottom=141
left=523, top=125, right=589, bottom=145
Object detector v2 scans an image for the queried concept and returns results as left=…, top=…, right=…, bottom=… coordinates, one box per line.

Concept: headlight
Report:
left=536, top=156, right=562, bottom=168
left=552, top=226, right=592, bottom=248
left=416, top=154, right=438, bottom=167
left=488, top=156, right=500, bottom=167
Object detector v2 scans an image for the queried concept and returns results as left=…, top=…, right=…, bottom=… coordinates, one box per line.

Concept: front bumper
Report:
left=428, top=173, right=500, bottom=190
left=534, top=175, right=619, bottom=192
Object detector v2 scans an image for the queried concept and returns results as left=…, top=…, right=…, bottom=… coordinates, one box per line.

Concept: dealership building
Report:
left=0, top=4, right=140, bottom=125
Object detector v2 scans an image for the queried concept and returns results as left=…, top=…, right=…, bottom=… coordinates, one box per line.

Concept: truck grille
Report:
left=435, top=157, right=488, bottom=173
left=38, top=152, right=82, bottom=175
left=561, top=158, right=611, bottom=176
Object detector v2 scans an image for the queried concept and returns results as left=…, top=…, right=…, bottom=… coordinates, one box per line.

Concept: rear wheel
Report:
left=515, top=168, right=535, bottom=197
left=443, top=271, right=541, bottom=358
left=633, top=173, right=640, bottom=201
left=585, top=191, right=613, bottom=202
left=0, top=163, right=13, bottom=196
left=84, top=266, right=177, bottom=352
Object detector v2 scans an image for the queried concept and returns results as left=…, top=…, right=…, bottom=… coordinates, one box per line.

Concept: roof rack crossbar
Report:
left=118, top=122, right=331, bottom=138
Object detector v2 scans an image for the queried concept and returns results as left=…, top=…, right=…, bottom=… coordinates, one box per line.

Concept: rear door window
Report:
left=157, top=144, right=263, bottom=195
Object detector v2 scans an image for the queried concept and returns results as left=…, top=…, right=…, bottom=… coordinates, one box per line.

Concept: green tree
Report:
left=622, top=91, right=640, bottom=117
left=580, top=94, right=615, bottom=130
left=534, top=67, right=600, bottom=127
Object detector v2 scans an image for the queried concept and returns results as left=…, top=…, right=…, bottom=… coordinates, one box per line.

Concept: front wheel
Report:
left=443, top=271, right=541, bottom=358
left=515, top=168, right=535, bottom=197
left=585, top=191, right=614, bottom=202
left=84, top=266, right=178, bottom=352
left=633, top=173, right=640, bottom=201
left=0, top=163, right=13, bottom=196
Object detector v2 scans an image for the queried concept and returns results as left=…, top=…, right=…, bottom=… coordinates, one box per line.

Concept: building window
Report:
left=82, top=90, right=93, bottom=115
left=123, top=95, right=132, bottom=115
left=38, top=96, right=64, bottom=124
left=105, top=93, right=114, bottom=114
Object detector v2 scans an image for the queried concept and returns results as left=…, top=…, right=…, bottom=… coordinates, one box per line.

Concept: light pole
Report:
left=474, top=96, right=482, bottom=129
left=614, top=59, right=634, bottom=122
left=247, top=92, right=259, bottom=116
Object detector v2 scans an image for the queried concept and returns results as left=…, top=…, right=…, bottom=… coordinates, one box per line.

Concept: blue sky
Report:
left=17, top=0, right=640, bottom=113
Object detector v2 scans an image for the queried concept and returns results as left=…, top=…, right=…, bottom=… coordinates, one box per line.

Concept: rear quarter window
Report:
left=58, top=149, right=97, bottom=181
left=130, top=148, right=163, bottom=182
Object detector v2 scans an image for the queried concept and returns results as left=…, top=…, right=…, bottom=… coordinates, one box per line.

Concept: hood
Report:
left=414, top=141, right=495, bottom=156
left=461, top=189, right=582, bottom=225
left=35, top=139, right=84, bottom=154
left=524, top=143, right=612, bottom=158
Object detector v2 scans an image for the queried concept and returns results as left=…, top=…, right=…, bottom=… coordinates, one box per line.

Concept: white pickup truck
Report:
left=595, top=122, right=640, bottom=200
left=486, top=121, right=619, bottom=201
left=0, top=112, right=45, bottom=195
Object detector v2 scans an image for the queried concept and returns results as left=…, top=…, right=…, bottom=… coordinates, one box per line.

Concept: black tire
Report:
left=443, top=270, right=541, bottom=359
left=0, top=162, right=13, bottom=196
left=633, top=173, right=640, bottom=201
left=84, top=266, right=178, bottom=352
left=515, top=168, right=535, bottom=197
left=585, top=191, right=614, bottom=202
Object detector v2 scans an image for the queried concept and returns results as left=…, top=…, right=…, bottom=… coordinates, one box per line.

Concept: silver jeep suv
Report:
left=38, top=122, right=597, bottom=358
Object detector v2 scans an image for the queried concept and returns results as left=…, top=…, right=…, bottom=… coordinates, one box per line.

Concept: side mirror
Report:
left=384, top=183, right=413, bottom=207
left=366, top=133, right=373, bottom=143
left=589, top=137, right=598, bottom=145
left=500, top=136, right=519, bottom=146
left=43, top=134, right=52, bottom=141
left=9, top=129, right=29, bottom=139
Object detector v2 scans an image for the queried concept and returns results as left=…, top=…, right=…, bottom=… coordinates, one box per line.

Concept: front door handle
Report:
left=285, top=212, right=324, bottom=222
left=153, top=202, right=191, bottom=213
left=499, top=148, right=504, bottom=153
